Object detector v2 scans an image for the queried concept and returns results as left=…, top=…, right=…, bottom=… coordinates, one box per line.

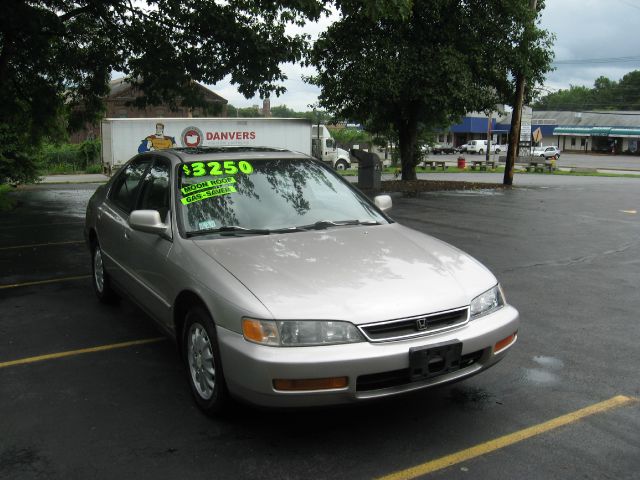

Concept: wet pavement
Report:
left=1, top=179, right=639, bottom=479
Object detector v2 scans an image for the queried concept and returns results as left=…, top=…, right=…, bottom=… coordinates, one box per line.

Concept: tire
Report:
left=335, top=159, right=349, bottom=171
left=182, top=306, right=229, bottom=415
left=478, top=149, right=484, bottom=155
left=495, top=148, right=501, bottom=154
left=540, top=154, right=545, bottom=158
left=92, top=241, right=117, bottom=303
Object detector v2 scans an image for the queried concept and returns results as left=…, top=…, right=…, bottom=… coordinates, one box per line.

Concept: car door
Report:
left=119, top=156, right=175, bottom=327
left=97, top=156, right=153, bottom=291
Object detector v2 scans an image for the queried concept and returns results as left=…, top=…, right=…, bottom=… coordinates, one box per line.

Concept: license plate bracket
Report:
left=409, top=341, right=463, bottom=381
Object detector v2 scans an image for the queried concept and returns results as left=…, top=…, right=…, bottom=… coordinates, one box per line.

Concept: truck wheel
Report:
left=183, top=306, right=229, bottom=415
left=478, top=149, right=484, bottom=155
left=335, top=160, right=349, bottom=170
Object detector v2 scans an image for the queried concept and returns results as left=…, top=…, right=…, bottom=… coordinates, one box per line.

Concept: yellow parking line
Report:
left=377, top=395, right=638, bottom=480
left=0, top=337, right=166, bottom=369
left=0, top=240, right=84, bottom=251
left=0, top=274, right=91, bottom=290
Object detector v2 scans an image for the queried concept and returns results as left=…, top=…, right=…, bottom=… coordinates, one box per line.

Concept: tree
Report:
left=532, top=85, right=595, bottom=110
left=533, top=70, right=640, bottom=111
left=329, top=128, right=371, bottom=149
left=310, top=0, right=554, bottom=181
left=0, top=0, right=324, bottom=183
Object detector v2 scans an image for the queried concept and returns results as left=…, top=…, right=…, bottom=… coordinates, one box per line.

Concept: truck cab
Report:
left=312, top=125, right=351, bottom=170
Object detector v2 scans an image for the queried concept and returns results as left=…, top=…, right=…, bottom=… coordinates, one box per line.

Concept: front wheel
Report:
left=183, top=306, right=229, bottom=415
left=335, top=159, right=349, bottom=170
left=478, top=149, right=484, bottom=155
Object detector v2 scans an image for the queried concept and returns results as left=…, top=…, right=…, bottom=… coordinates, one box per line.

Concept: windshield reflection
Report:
left=178, top=158, right=386, bottom=235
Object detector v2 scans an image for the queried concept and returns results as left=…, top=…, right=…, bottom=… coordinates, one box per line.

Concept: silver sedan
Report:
left=85, top=147, right=519, bottom=414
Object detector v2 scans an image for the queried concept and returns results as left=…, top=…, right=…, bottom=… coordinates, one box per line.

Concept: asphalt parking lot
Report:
left=1, top=176, right=639, bottom=479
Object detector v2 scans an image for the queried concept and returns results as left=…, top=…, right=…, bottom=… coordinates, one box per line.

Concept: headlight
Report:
left=470, top=285, right=505, bottom=319
left=242, top=318, right=364, bottom=346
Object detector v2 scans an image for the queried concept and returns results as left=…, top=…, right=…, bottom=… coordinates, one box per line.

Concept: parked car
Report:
left=532, top=146, right=561, bottom=159
left=431, top=143, right=457, bottom=154
left=493, top=144, right=508, bottom=154
left=85, top=146, right=519, bottom=414
left=458, top=143, right=469, bottom=153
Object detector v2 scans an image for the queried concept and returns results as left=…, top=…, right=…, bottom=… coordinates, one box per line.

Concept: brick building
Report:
left=71, top=77, right=228, bottom=143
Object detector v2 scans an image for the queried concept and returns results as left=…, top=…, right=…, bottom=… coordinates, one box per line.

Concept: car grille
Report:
left=359, top=307, right=469, bottom=342
left=356, top=349, right=484, bottom=392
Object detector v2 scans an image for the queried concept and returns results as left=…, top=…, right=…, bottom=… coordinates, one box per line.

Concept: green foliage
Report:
left=533, top=70, right=640, bottom=111
left=37, top=140, right=102, bottom=174
left=225, top=105, right=262, bottom=118
left=0, top=0, right=326, bottom=183
left=330, top=128, right=371, bottom=148
left=310, top=0, right=554, bottom=180
left=270, top=105, right=303, bottom=117
left=0, top=184, right=18, bottom=212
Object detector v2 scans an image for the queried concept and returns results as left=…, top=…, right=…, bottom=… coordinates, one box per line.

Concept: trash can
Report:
left=351, top=149, right=381, bottom=190
left=457, top=156, right=466, bottom=169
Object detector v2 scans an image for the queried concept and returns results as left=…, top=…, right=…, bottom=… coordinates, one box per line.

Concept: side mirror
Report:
left=374, top=195, right=392, bottom=212
left=129, top=210, right=169, bottom=236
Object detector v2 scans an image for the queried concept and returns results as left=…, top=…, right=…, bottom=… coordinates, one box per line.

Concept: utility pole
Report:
left=504, top=0, right=538, bottom=186
left=485, top=114, right=492, bottom=162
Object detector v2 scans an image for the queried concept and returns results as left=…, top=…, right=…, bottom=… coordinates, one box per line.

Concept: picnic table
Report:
left=421, top=160, right=447, bottom=170
left=469, top=160, right=497, bottom=171
left=527, top=161, right=555, bottom=173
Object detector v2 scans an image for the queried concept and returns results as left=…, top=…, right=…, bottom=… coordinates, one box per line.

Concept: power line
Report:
left=553, top=55, right=640, bottom=65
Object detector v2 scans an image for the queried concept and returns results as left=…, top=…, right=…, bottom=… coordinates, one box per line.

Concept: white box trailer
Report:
left=101, top=117, right=312, bottom=174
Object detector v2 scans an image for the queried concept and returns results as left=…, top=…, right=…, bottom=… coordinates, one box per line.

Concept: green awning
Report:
left=553, top=126, right=640, bottom=137
left=610, top=128, right=640, bottom=137
left=553, top=127, right=591, bottom=136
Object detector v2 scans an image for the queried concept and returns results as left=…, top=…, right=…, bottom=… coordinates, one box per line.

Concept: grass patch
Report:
left=84, top=163, right=104, bottom=174
left=0, top=184, right=17, bottom=212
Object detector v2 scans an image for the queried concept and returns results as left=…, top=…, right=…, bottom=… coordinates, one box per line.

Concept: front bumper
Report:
left=218, top=305, right=519, bottom=407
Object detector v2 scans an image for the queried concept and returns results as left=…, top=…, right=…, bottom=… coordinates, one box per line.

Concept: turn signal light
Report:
left=273, top=377, right=348, bottom=391
left=494, top=332, right=517, bottom=354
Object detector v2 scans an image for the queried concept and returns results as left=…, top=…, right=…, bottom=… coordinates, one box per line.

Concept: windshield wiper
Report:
left=186, top=226, right=272, bottom=237
left=296, top=219, right=382, bottom=230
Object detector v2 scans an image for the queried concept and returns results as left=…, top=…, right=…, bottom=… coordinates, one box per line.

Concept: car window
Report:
left=137, top=158, right=171, bottom=221
left=109, top=157, right=153, bottom=213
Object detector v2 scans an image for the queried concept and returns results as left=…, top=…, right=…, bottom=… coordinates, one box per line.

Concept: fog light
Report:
left=273, top=377, right=348, bottom=391
left=494, top=332, right=517, bottom=354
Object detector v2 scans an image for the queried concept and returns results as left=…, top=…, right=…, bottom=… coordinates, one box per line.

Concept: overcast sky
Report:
left=211, top=0, right=640, bottom=111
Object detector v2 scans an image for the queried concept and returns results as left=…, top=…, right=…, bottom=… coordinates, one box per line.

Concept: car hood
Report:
left=193, top=224, right=496, bottom=324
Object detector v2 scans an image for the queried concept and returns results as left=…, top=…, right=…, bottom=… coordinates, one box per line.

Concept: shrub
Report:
left=37, top=140, right=101, bottom=173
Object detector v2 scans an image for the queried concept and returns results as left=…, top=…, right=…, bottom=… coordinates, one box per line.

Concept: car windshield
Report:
left=177, top=158, right=388, bottom=236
